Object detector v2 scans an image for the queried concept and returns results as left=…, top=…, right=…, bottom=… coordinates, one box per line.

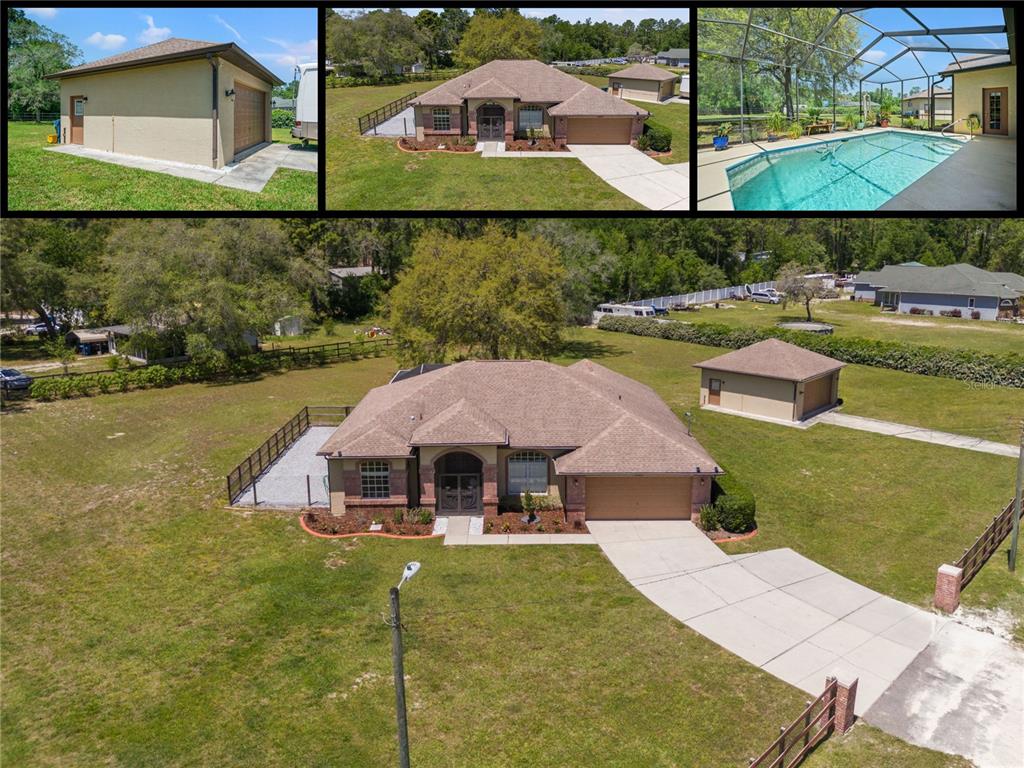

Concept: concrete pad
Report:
left=569, top=143, right=688, bottom=210
left=464, top=534, right=509, bottom=545
left=506, top=534, right=552, bottom=545
left=736, top=548, right=829, bottom=588
left=879, top=611, right=947, bottom=653
left=806, top=620, right=876, bottom=657
left=843, top=635, right=922, bottom=680
left=845, top=595, right=918, bottom=635
left=605, top=175, right=683, bottom=210
left=629, top=520, right=704, bottom=541
left=815, top=412, right=1017, bottom=458
left=468, top=516, right=483, bottom=536
left=432, top=517, right=448, bottom=535
left=634, top=574, right=726, bottom=621
left=690, top=562, right=774, bottom=605
left=797, top=660, right=891, bottom=714
left=782, top=571, right=880, bottom=618
left=733, top=589, right=836, bottom=643
left=249, top=426, right=333, bottom=507
left=362, top=106, right=415, bottom=137
left=443, top=515, right=469, bottom=546
left=762, top=641, right=839, bottom=688
left=687, top=605, right=801, bottom=667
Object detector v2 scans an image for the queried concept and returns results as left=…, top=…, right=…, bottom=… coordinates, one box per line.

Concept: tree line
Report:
left=327, top=8, right=689, bottom=77
left=7, top=8, right=81, bottom=119
left=3, top=218, right=1020, bottom=366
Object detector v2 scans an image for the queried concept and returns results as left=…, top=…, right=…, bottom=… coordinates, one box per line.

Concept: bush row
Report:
left=271, top=109, right=294, bottom=129
left=597, top=315, right=1024, bottom=388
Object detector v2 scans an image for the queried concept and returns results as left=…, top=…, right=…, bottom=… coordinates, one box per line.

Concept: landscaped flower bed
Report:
left=303, top=508, right=437, bottom=536
left=483, top=508, right=583, bottom=534
left=504, top=139, right=569, bottom=152
left=397, top=137, right=476, bottom=152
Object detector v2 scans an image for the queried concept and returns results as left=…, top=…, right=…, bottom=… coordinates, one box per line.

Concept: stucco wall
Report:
left=700, top=369, right=796, bottom=421
left=609, top=77, right=674, bottom=103
left=950, top=65, right=1016, bottom=139
left=59, top=58, right=213, bottom=166
left=896, top=291, right=1000, bottom=320
left=217, top=59, right=273, bottom=163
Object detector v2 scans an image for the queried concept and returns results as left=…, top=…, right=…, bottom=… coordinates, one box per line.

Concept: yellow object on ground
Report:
left=46, top=134, right=58, bottom=144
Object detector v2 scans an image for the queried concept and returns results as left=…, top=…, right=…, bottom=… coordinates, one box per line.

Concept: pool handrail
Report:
left=940, top=118, right=965, bottom=140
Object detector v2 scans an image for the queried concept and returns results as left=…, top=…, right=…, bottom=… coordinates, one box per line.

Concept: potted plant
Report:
left=787, top=121, right=803, bottom=140
left=877, top=93, right=898, bottom=128
left=713, top=122, right=732, bottom=150
left=807, top=105, right=823, bottom=124
left=966, top=113, right=980, bottom=139
left=843, top=112, right=856, bottom=132
left=527, top=127, right=538, bottom=146
left=765, top=111, right=785, bottom=141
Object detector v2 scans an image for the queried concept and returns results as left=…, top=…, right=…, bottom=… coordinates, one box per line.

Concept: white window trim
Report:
left=74, top=99, right=85, bottom=116
left=518, top=105, right=544, bottom=131
left=360, top=460, right=390, bottom=499
left=507, top=451, right=549, bottom=495
left=968, top=297, right=976, bottom=309
left=432, top=107, right=451, bottom=131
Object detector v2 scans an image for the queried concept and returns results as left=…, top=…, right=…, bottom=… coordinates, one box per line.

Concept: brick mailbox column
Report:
left=934, top=564, right=963, bottom=613
left=565, top=476, right=586, bottom=525
left=833, top=676, right=858, bottom=734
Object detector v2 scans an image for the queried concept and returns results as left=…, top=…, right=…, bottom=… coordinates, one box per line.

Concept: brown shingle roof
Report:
left=46, top=37, right=283, bottom=85
left=412, top=59, right=648, bottom=118
left=319, top=359, right=718, bottom=476
left=694, top=339, right=845, bottom=382
left=610, top=63, right=679, bottom=82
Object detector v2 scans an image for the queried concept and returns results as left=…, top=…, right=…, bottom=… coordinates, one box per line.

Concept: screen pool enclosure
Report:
left=697, top=7, right=1012, bottom=140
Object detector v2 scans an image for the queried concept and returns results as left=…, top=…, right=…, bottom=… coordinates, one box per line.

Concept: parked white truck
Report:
left=291, top=62, right=318, bottom=144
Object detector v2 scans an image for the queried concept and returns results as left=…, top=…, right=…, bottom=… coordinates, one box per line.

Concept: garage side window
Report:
left=519, top=106, right=543, bottom=131
left=508, top=451, right=548, bottom=494
left=360, top=461, right=390, bottom=498
left=74, top=99, right=85, bottom=116
left=432, top=108, right=451, bottom=131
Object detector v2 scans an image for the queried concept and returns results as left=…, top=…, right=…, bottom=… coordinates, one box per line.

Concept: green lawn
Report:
left=325, top=81, right=644, bottom=210
left=3, top=327, right=1015, bottom=766
left=670, top=297, right=1024, bottom=356
left=6, top=122, right=317, bottom=211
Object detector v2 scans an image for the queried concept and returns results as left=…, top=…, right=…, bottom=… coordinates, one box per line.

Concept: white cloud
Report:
left=859, top=49, right=890, bottom=63
left=86, top=31, right=127, bottom=50
left=138, top=15, right=171, bottom=45
left=25, top=8, right=58, bottom=19
left=257, top=37, right=318, bottom=69
left=213, top=14, right=244, bottom=42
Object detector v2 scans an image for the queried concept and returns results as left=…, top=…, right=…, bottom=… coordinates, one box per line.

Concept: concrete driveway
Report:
left=46, top=141, right=317, bottom=193
left=568, top=144, right=689, bottom=210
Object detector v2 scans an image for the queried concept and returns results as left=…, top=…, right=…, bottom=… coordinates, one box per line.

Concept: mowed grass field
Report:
left=325, top=80, right=644, bottom=210
left=3, top=327, right=1016, bottom=766
left=670, top=297, right=1024, bottom=356
left=5, top=122, right=317, bottom=211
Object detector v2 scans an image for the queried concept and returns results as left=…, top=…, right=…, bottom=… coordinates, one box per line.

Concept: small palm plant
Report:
left=965, top=113, right=980, bottom=139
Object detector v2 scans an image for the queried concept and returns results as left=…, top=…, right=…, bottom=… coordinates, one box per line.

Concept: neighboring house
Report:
left=901, top=87, right=952, bottom=121
left=317, top=359, right=721, bottom=522
left=939, top=50, right=1016, bottom=138
left=406, top=62, right=426, bottom=74
left=273, top=315, right=304, bottom=337
left=852, top=263, right=1024, bottom=320
left=410, top=59, right=649, bottom=145
left=607, top=63, right=679, bottom=103
left=65, top=325, right=131, bottom=356
left=655, top=48, right=690, bottom=67
left=271, top=97, right=296, bottom=110
left=328, top=265, right=374, bottom=284
left=695, top=339, right=845, bottom=423
left=45, top=38, right=283, bottom=168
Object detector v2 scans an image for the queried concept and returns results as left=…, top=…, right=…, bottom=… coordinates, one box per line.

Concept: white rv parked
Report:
left=291, top=62, right=318, bottom=144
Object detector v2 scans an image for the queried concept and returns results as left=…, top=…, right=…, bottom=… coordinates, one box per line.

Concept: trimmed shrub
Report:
left=971, top=310, right=981, bottom=320
left=714, top=493, right=756, bottom=534
left=644, top=120, right=672, bottom=152
left=635, top=133, right=652, bottom=151
left=597, top=315, right=1024, bottom=388
left=939, top=309, right=962, bottom=318
left=271, top=109, right=293, bottom=129
left=699, top=503, right=720, bottom=531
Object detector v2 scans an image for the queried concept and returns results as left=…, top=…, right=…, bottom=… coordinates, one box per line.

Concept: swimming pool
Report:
left=727, top=131, right=965, bottom=211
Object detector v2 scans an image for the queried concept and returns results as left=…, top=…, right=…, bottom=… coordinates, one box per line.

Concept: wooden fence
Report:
left=226, top=405, right=352, bottom=503
left=748, top=677, right=848, bottom=768
left=935, top=498, right=1018, bottom=612
left=258, top=337, right=392, bottom=366
left=356, top=92, right=418, bottom=135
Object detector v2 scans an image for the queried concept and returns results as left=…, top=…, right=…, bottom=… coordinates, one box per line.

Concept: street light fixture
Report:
left=389, top=562, right=420, bottom=768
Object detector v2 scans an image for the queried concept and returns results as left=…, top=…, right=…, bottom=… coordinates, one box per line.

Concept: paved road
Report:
left=568, top=144, right=689, bottom=210
left=589, top=520, right=1023, bottom=767
left=815, top=412, right=1018, bottom=458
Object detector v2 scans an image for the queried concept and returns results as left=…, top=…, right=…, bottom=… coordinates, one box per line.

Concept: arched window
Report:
left=508, top=451, right=548, bottom=495
left=360, top=461, right=390, bottom=498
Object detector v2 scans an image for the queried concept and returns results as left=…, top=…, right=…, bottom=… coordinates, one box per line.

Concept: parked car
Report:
left=23, top=322, right=50, bottom=335
left=0, top=368, right=34, bottom=390
left=652, top=306, right=669, bottom=316
left=751, top=290, right=782, bottom=304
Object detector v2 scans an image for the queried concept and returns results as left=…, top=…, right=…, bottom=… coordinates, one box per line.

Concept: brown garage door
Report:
left=566, top=117, right=632, bottom=144
left=234, top=83, right=266, bottom=156
left=801, top=373, right=834, bottom=417
left=585, top=476, right=691, bottom=520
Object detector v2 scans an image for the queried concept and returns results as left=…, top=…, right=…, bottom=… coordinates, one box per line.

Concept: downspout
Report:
left=208, top=54, right=219, bottom=167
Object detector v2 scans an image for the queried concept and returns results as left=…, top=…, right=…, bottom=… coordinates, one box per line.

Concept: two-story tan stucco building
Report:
left=46, top=38, right=283, bottom=169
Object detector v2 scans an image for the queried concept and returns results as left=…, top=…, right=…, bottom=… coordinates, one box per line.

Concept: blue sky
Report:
left=20, top=6, right=317, bottom=81
left=351, top=8, right=689, bottom=24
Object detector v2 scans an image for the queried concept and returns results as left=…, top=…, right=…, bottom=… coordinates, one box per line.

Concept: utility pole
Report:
left=387, top=562, right=420, bottom=768
left=1010, top=421, right=1023, bottom=572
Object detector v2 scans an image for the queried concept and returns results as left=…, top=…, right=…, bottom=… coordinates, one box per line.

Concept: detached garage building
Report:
left=46, top=38, right=283, bottom=169
left=695, top=339, right=845, bottom=422
left=608, top=64, right=679, bottom=103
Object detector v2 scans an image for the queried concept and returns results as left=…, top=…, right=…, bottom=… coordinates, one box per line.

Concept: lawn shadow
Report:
left=557, top=337, right=619, bottom=360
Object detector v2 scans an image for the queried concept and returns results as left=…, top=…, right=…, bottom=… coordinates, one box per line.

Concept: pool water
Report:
left=727, top=131, right=964, bottom=211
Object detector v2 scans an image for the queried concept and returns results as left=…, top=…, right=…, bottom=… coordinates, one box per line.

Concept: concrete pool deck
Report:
left=694, top=126, right=1017, bottom=212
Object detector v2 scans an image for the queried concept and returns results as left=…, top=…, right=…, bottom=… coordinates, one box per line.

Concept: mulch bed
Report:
left=397, top=137, right=476, bottom=153
left=483, top=508, right=584, bottom=534
left=303, top=510, right=435, bottom=537
left=641, top=148, right=673, bottom=159
left=504, top=139, right=569, bottom=152
left=703, top=527, right=759, bottom=543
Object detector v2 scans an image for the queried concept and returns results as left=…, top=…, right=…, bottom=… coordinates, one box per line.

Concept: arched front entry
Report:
left=477, top=104, right=505, bottom=140
left=435, top=451, right=483, bottom=514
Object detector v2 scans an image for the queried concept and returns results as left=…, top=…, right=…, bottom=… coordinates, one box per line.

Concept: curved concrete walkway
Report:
left=589, top=520, right=1022, bottom=767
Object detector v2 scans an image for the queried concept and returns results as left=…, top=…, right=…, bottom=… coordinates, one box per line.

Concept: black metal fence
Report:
left=226, top=405, right=352, bottom=504
left=258, top=337, right=393, bottom=366
left=356, top=92, right=418, bottom=135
